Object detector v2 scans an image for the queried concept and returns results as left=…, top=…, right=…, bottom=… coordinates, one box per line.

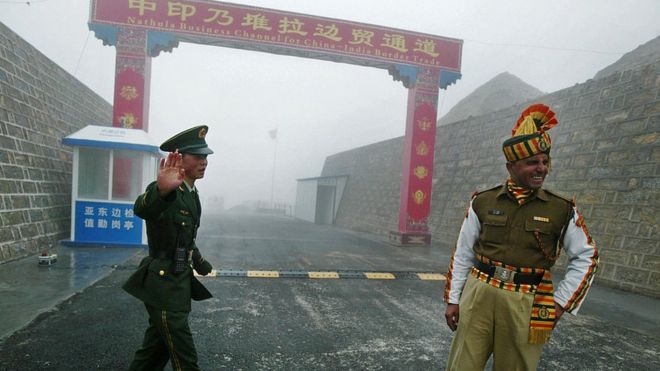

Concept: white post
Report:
left=70, top=147, right=79, bottom=240
left=270, top=130, right=278, bottom=208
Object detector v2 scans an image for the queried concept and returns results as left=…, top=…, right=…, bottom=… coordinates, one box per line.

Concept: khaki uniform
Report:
left=445, top=103, right=599, bottom=370
left=444, top=185, right=599, bottom=370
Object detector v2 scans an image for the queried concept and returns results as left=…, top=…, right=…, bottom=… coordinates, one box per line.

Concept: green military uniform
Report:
left=124, top=126, right=214, bottom=371
left=471, top=185, right=573, bottom=269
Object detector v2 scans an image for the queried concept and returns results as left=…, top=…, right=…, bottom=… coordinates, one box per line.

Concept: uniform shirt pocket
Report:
left=525, top=220, right=559, bottom=254
left=174, top=212, right=193, bottom=228
left=174, top=212, right=194, bottom=242
left=481, top=215, right=508, bottom=244
left=147, top=258, right=172, bottom=278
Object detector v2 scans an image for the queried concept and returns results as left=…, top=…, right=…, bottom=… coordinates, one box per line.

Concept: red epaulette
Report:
left=472, top=184, right=503, bottom=199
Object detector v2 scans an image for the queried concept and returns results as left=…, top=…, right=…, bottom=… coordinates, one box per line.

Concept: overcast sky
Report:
left=1, top=0, right=658, bottom=208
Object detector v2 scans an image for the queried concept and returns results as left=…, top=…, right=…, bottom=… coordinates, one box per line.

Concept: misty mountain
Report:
left=437, top=72, right=544, bottom=126
left=594, top=35, right=660, bottom=80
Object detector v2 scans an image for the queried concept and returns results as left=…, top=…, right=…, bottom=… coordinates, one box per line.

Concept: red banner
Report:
left=406, top=102, right=436, bottom=220
left=113, top=67, right=146, bottom=129
left=90, top=0, right=462, bottom=70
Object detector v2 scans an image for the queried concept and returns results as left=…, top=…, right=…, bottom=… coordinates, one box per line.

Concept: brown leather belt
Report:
left=475, top=260, right=543, bottom=285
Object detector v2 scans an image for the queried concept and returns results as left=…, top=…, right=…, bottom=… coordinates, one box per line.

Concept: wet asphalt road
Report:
left=1, top=212, right=659, bottom=370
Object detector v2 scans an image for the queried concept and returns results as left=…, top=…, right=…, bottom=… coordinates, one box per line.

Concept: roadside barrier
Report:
left=196, top=269, right=445, bottom=280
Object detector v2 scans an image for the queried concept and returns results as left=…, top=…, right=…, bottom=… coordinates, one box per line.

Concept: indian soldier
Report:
left=444, top=104, right=599, bottom=370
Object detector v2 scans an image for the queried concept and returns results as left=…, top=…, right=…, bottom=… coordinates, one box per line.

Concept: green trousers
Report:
left=446, top=274, right=544, bottom=371
left=128, top=304, right=200, bottom=371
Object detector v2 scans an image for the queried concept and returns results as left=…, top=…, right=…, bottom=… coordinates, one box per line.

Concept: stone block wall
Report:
left=322, top=138, right=403, bottom=236
left=322, top=61, right=660, bottom=297
left=0, top=23, right=112, bottom=263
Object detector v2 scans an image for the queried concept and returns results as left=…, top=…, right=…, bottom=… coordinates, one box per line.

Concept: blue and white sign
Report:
left=74, top=200, right=142, bottom=245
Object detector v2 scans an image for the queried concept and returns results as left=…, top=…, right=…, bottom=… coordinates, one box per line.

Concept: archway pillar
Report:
left=389, top=67, right=440, bottom=246
left=112, top=27, right=152, bottom=130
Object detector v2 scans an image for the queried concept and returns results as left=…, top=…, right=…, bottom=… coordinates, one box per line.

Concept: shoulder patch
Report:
left=544, top=189, right=574, bottom=205
left=472, top=184, right=503, bottom=198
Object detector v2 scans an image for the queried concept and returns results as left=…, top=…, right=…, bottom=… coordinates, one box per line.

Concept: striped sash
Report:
left=473, top=254, right=556, bottom=344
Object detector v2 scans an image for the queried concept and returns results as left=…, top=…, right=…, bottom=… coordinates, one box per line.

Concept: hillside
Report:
left=594, top=35, right=660, bottom=79
left=437, top=72, right=543, bottom=126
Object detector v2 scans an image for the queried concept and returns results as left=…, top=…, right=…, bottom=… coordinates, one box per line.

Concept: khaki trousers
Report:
left=446, top=274, right=544, bottom=371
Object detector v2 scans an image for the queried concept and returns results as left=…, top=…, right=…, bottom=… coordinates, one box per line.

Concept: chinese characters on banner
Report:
left=75, top=201, right=143, bottom=245
left=90, top=0, right=462, bottom=70
left=89, top=0, right=464, bottom=243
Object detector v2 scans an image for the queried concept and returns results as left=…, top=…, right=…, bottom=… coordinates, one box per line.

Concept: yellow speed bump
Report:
left=364, top=272, right=396, bottom=280
left=308, top=271, right=340, bottom=279
left=416, top=273, right=446, bottom=281
left=247, top=270, right=280, bottom=278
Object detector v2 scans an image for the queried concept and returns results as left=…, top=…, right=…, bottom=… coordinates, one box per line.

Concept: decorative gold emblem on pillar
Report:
left=118, top=113, right=137, bottom=128
left=120, top=85, right=139, bottom=100
left=412, top=190, right=426, bottom=205
left=416, top=141, right=429, bottom=156
left=417, top=117, right=432, bottom=131
left=413, top=166, right=428, bottom=179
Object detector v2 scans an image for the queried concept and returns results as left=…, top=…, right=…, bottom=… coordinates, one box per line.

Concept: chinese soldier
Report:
left=124, top=125, right=214, bottom=371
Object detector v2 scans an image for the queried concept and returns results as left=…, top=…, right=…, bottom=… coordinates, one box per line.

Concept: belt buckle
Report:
left=494, top=265, right=515, bottom=283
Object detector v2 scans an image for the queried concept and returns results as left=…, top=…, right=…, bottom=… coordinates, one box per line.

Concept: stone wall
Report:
left=322, top=61, right=660, bottom=297
left=0, top=23, right=112, bottom=263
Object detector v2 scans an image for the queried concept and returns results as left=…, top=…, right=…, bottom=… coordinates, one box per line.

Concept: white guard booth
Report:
left=295, top=175, right=348, bottom=225
left=61, top=125, right=161, bottom=247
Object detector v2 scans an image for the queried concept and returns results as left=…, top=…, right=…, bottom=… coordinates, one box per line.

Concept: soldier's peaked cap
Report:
left=160, top=125, right=214, bottom=155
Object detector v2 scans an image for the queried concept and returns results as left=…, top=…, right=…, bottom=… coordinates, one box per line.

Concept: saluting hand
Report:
left=157, top=150, right=185, bottom=197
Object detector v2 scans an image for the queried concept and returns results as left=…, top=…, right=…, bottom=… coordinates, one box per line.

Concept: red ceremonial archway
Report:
left=88, top=0, right=463, bottom=245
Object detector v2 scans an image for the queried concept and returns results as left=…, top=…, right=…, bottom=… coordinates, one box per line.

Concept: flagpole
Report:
left=270, top=129, right=278, bottom=208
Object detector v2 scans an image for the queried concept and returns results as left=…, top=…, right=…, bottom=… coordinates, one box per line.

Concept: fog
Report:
left=1, top=0, right=658, bottom=208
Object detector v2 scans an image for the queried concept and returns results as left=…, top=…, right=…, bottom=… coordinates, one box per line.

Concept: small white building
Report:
left=61, top=125, right=161, bottom=246
left=295, top=175, right=348, bottom=225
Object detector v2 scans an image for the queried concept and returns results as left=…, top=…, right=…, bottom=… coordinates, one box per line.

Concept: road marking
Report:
left=364, top=272, right=396, bottom=280
left=416, top=273, right=446, bottom=281
left=308, top=271, right=340, bottom=279
left=247, top=270, right=280, bottom=278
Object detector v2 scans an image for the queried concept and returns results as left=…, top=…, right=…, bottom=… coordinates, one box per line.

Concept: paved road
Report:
left=1, top=212, right=659, bottom=370
left=0, top=245, right=140, bottom=340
